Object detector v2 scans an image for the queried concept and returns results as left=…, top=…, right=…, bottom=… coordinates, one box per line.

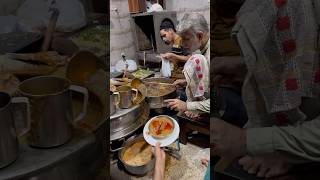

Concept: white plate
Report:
left=143, top=115, right=180, bottom=147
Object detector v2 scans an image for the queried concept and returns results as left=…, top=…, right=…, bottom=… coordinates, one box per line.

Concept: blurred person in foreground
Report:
left=212, top=0, right=320, bottom=178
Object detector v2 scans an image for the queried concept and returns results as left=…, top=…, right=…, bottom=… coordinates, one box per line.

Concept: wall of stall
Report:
left=110, top=0, right=137, bottom=66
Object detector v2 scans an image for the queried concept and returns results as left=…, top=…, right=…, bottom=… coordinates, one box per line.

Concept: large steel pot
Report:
left=143, top=78, right=177, bottom=109
left=18, top=76, right=89, bottom=148
left=110, top=103, right=143, bottom=134
left=118, top=135, right=155, bottom=175
left=0, top=92, right=30, bottom=168
left=110, top=101, right=149, bottom=142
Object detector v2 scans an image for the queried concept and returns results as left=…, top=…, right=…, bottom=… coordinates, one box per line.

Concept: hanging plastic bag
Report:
left=147, top=3, right=164, bottom=12
left=160, top=57, right=172, bottom=77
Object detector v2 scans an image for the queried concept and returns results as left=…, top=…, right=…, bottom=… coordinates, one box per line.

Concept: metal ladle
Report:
left=121, top=53, right=128, bottom=78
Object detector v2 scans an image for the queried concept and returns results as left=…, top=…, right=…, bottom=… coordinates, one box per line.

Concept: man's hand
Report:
left=185, top=111, right=200, bottom=119
left=212, top=118, right=247, bottom=157
left=212, top=56, right=247, bottom=85
left=160, top=52, right=175, bottom=61
left=153, top=142, right=166, bottom=180
left=173, top=79, right=187, bottom=88
left=164, top=99, right=187, bottom=112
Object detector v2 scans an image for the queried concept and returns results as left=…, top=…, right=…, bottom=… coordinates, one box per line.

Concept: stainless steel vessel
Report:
left=18, top=76, right=89, bottom=148
left=143, top=78, right=177, bottom=109
left=114, top=86, right=138, bottom=109
left=110, top=91, right=117, bottom=115
left=118, top=135, right=155, bottom=175
left=110, top=102, right=149, bottom=142
left=0, top=92, right=30, bottom=168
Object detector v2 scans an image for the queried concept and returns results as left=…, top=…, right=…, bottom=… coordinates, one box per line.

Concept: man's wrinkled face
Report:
left=180, top=29, right=202, bottom=53
left=160, top=29, right=174, bottom=45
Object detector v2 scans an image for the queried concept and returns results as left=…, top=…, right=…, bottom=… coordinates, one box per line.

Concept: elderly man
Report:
left=180, top=13, right=210, bottom=62
left=161, top=14, right=210, bottom=63
left=213, top=0, right=320, bottom=178
left=165, top=13, right=210, bottom=117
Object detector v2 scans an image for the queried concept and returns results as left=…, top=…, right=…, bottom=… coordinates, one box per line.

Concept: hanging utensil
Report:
left=41, top=8, right=59, bottom=52
left=121, top=53, right=129, bottom=78
left=143, top=51, right=146, bottom=68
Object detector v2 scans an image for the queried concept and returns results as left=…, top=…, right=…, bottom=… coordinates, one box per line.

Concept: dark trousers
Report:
left=219, top=87, right=248, bottom=128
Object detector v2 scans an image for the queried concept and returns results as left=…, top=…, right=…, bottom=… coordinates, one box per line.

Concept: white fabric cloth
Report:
left=160, top=58, right=172, bottom=77
left=146, top=1, right=152, bottom=11
left=147, top=3, right=163, bottom=12
left=115, top=59, right=137, bottom=72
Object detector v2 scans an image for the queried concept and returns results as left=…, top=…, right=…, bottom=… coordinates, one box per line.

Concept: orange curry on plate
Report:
left=149, top=116, right=174, bottom=139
